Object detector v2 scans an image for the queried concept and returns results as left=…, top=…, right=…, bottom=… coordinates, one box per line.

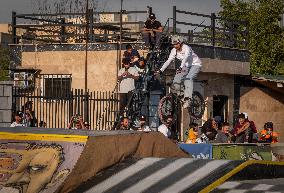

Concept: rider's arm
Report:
left=180, top=45, right=191, bottom=69
left=159, top=48, right=176, bottom=72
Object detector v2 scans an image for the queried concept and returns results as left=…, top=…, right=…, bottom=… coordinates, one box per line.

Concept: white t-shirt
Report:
left=160, top=44, right=202, bottom=72
left=118, top=67, right=139, bottom=93
left=158, top=124, right=171, bottom=137
left=138, top=125, right=152, bottom=132
left=10, top=122, right=25, bottom=127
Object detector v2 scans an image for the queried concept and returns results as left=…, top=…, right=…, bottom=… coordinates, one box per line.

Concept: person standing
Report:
left=118, top=57, right=139, bottom=114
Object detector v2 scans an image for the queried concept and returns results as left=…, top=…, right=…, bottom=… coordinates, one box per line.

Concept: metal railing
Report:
left=12, top=8, right=149, bottom=44
left=172, top=6, right=249, bottom=49
left=12, top=86, right=119, bottom=130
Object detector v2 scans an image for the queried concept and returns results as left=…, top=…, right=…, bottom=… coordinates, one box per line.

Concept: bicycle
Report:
left=158, top=86, right=205, bottom=125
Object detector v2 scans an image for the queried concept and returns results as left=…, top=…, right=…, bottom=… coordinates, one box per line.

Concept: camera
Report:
left=73, top=114, right=80, bottom=123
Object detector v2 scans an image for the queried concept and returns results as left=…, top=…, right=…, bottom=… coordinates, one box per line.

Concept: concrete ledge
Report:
left=201, top=58, right=250, bottom=75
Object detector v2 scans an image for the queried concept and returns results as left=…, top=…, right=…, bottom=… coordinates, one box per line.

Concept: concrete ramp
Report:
left=0, top=127, right=188, bottom=193
left=74, top=158, right=240, bottom=193
left=72, top=158, right=284, bottom=193
left=1, top=127, right=284, bottom=193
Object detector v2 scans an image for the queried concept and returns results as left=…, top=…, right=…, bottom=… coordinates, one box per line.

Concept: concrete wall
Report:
left=21, top=50, right=148, bottom=91
left=200, top=73, right=235, bottom=125
left=201, top=58, right=250, bottom=75
left=181, top=73, right=235, bottom=141
left=0, top=24, right=10, bottom=34
left=22, top=51, right=119, bottom=91
left=240, top=87, right=284, bottom=142
left=0, top=81, right=13, bottom=127
left=20, top=49, right=248, bottom=91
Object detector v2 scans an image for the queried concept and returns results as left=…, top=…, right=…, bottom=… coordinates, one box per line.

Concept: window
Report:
left=13, top=72, right=35, bottom=89
left=41, top=74, right=72, bottom=99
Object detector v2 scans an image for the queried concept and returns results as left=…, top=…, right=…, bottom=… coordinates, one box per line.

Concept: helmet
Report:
left=171, top=34, right=185, bottom=44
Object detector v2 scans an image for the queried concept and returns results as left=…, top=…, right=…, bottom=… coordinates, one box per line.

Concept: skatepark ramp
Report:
left=0, top=127, right=188, bottom=193
left=1, top=127, right=284, bottom=193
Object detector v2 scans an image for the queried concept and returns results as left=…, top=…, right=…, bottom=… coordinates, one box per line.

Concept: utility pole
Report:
left=84, top=0, right=89, bottom=92
left=84, top=0, right=90, bottom=124
left=119, top=0, right=123, bottom=67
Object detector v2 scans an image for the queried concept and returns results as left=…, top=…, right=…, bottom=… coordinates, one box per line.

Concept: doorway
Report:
left=213, top=95, right=228, bottom=123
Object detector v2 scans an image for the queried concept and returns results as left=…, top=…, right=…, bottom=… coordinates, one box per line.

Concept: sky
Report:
left=0, top=0, right=221, bottom=33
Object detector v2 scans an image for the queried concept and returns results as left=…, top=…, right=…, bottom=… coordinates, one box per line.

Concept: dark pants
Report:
left=142, top=32, right=162, bottom=47
left=119, top=92, right=133, bottom=115
left=235, top=128, right=254, bottom=143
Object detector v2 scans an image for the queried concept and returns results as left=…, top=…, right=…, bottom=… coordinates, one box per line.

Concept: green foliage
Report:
left=0, top=47, right=10, bottom=81
left=219, top=0, right=284, bottom=75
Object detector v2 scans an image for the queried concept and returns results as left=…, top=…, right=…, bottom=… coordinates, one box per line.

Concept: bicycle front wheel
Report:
left=158, top=94, right=178, bottom=124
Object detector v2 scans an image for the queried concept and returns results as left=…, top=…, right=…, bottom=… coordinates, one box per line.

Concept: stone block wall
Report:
left=0, top=81, right=13, bottom=127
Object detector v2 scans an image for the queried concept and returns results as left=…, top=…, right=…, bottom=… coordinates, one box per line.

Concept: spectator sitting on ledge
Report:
left=10, top=111, right=25, bottom=127
left=214, top=122, right=232, bottom=143
left=119, top=117, right=131, bottom=130
left=67, top=115, right=85, bottom=130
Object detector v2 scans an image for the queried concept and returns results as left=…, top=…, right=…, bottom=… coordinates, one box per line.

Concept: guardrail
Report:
left=172, top=6, right=249, bottom=49
left=12, top=9, right=149, bottom=44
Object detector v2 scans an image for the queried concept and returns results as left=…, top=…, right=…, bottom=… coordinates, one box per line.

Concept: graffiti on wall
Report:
left=0, top=140, right=85, bottom=193
left=213, top=144, right=272, bottom=161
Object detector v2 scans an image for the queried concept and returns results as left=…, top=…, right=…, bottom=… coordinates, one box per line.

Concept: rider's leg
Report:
left=184, top=65, right=201, bottom=99
left=142, top=32, right=150, bottom=47
left=172, top=67, right=188, bottom=96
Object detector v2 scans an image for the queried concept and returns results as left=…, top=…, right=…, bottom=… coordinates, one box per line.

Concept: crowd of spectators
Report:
left=184, top=112, right=278, bottom=144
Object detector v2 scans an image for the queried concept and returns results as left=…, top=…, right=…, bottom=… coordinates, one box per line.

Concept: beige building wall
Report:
left=240, top=87, right=284, bottom=142
left=181, top=73, right=235, bottom=141
left=199, top=73, right=235, bottom=125
left=0, top=24, right=10, bottom=34
left=21, top=49, right=148, bottom=91
left=22, top=50, right=119, bottom=91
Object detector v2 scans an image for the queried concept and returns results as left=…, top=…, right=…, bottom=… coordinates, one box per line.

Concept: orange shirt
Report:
left=259, top=129, right=278, bottom=143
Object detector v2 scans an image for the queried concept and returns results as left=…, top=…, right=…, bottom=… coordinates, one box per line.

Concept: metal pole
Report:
left=12, top=11, right=17, bottom=44
left=89, top=8, right=94, bottom=42
left=84, top=0, right=89, bottom=123
left=211, top=13, right=216, bottom=47
left=119, top=0, right=123, bottom=67
left=173, top=6, right=176, bottom=34
left=84, top=0, right=89, bottom=92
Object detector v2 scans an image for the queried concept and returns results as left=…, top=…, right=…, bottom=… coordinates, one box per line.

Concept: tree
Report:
left=219, top=0, right=284, bottom=75
left=0, top=47, right=10, bottom=81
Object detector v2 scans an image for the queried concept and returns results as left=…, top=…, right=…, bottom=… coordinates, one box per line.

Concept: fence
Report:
left=12, top=87, right=119, bottom=130
left=11, top=8, right=149, bottom=44
left=172, top=6, right=249, bottom=49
